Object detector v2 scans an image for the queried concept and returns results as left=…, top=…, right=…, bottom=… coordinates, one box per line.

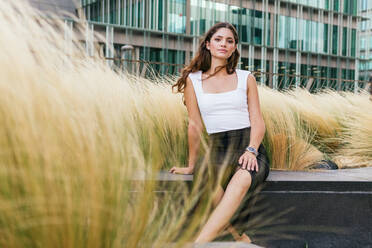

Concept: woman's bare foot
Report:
left=236, top=233, right=252, bottom=243
left=226, top=225, right=252, bottom=243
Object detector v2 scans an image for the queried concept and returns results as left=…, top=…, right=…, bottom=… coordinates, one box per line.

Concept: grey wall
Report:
left=27, top=0, right=79, bottom=17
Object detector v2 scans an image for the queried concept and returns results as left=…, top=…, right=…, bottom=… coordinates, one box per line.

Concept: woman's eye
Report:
left=215, top=38, right=220, bottom=41
left=228, top=40, right=234, bottom=43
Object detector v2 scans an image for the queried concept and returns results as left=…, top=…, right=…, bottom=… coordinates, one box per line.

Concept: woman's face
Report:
left=206, top=27, right=237, bottom=60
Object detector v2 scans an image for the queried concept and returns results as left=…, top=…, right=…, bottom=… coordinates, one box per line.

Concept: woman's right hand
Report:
left=169, top=166, right=194, bottom=175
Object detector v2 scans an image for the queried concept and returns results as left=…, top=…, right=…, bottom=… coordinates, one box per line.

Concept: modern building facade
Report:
left=74, top=0, right=364, bottom=91
left=358, top=0, right=372, bottom=82
left=27, top=0, right=78, bottom=17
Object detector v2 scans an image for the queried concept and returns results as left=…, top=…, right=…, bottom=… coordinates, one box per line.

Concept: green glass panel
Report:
left=325, top=0, right=330, bottom=10
left=342, top=27, right=347, bottom=56
left=158, top=0, right=163, bottom=31
left=343, top=0, right=357, bottom=15
left=333, top=0, right=339, bottom=11
left=351, top=29, right=356, bottom=57
left=323, top=24, right=328, bottom=53
left=332, top=25, right=338, bottom=55
left=110, top=0, right=116, bottom=24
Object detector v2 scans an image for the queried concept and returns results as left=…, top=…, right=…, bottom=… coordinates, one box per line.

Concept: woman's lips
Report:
left=217, top=49, right=227, bottom=53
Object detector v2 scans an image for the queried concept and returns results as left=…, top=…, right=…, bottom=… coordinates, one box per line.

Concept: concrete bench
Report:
left=166, top=242, right=263, bottom=248
left=135, top=167, right=372, bottom=247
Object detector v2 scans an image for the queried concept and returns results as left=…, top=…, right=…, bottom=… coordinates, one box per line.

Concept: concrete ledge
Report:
left=134, top=167, right=372, bottom=247
left=135, top=167, right=372, bottom=192
left=166, top=242, right=262, bottom=248
left=146, top=167, right=372, bottom=182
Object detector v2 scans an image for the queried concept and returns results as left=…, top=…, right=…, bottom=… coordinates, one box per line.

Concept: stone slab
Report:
left=166, top=242, right=262, bottom=248
left=144, top=167, right=372, bottom=182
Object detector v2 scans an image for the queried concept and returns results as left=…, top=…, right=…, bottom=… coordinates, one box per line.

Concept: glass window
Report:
left=158, top=0, right=164, bottom=30
left=109, top=0, right=116, bottom=24
left=333, top=0, right=339, bottom=11
left=342, top=27, right=347, bottom=56
left=361, top=21, right=367, bottom=31
left=361, top=0, right=368, bottom=11
left=360, top=37, right=366, bottom=50
left=190, top=1, right=270, bottom=45
left=167, top=0, right=186, bottom=33
left=88, top=1, right=102, bottom=22
left=139, top=47, right=185, bottom=76
left=351, top=29, right=356, bottom=57
left=279, top=16, right=298, bottom=50
left=332, top=25, right=338, bottom=55
left=343, top=0, right=357, bottom=15
left=323, top=23, right=328, bottom=53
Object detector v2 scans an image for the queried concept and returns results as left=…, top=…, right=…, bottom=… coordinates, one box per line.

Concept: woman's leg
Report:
left=211, top=180, right=252, bottom=242
left=195, top=169, right=253, bottom=243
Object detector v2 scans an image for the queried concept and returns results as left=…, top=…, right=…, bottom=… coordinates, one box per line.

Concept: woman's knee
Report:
left=232, top=169, right=252, bottom=190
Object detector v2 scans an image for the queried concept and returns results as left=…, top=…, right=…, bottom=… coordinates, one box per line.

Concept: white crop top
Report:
left=188, top=69, right=251, bottom=134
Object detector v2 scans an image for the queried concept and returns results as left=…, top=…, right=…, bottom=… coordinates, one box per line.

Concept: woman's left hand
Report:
left=238, top=151, right=258, bottom=172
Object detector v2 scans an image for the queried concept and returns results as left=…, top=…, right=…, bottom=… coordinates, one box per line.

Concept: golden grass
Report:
left=0, top=1, right=201, bottom=247
left=0, top=0, right=372, bottom=247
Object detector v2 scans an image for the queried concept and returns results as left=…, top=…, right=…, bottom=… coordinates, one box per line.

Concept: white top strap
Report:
left=237, top=69, right=251, bottom=91
left=188, top=71, right=203, bottom=95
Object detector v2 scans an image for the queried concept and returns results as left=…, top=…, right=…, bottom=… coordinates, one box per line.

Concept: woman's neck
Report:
left=206, top=57, right=228, bottom=76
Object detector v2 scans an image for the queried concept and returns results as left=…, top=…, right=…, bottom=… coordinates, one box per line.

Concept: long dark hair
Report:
left=172, top=22, right=240, bottom=94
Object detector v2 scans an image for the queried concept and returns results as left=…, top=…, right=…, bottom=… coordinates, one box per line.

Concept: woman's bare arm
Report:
left=238, top=73, right=265, bottom=171
left=246, top=73, right=265, bottom=150
left=170, top=77, right=203, bottom=174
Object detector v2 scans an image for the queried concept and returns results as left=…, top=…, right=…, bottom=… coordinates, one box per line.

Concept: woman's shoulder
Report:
left=188, top=70, right=202, bottom=76
left=236, top=68, right=252, bottom=76
left=236, top=69, right=254, bottom=82
left=187, top=70, right=202, bottom=80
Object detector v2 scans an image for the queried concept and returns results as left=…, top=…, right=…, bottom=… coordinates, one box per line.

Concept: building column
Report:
left=85, top=23, right=94, bottom=56
left=261, top=47, right=267, bottom=85
left=164, top=0, right=168, bottom=32
left=260, top=0, right=269, bottom=85
left=64, top=20, right=73, bottom=56
left=295, top=4, right=302, bottom=87
left=248, top=45, right=255, bottom=72
left=272, top=0, right=280, bottom=90
left=186, top=0, right=191, bottom=35
left=107, top=0, right=110, bottom=23
left=106, top=26, right=114, bottom=67
left=134, top=46, right=140, bottom=76
left=355, top=16, right=361, bottom=93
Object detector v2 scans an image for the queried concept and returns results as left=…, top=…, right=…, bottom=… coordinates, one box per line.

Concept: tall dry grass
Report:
left=1, top=0, right=372, bottom=247
left=0, top=1, right=206, bottom=247
left=260, top=87, right=372, bottom=169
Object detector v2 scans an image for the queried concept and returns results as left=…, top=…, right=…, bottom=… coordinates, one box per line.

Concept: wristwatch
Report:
left=245, top=146, right=258, bottom=156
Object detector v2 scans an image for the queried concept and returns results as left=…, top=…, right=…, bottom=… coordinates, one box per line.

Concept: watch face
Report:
left=247, top=147, right=257, bottom=156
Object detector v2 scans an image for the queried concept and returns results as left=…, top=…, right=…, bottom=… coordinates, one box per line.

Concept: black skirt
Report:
left=208, top=127, right=270, bottom=190
left=192, top=127, right=270, bottom=235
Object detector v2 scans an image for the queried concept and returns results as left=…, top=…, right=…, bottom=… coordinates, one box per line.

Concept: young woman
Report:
left=170, top=22, right=270, bottom=243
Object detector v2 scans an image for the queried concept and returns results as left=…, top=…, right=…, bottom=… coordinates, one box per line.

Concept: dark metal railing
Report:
left=105, top=57, right=370, bottom=93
